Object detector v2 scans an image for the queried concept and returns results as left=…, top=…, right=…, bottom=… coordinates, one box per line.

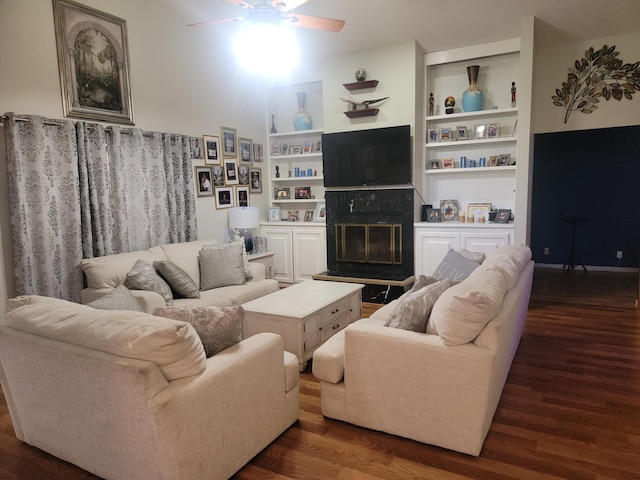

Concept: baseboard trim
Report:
left=536, top=263, right=639, bottom=273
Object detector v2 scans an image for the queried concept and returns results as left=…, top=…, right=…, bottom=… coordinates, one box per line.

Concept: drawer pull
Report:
left=333, top=324, right=341, bottom=330
left=331, top=308, right=340, bottom=314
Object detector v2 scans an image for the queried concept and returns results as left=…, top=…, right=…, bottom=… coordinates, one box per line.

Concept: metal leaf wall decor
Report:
left=552, top=45, right=640, bottom=123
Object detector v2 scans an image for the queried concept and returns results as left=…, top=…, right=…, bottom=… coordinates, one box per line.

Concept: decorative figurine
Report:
left=339, top=94, right=389, bottom=111
left=270, top=114, right=277, bottom=134
left=428, top=92, right=434, bottom=116
left=355, top=67, right=367, bottom=82
left=445, top=96, right=455, bottom=114
left=511, top=82, right=517, bottom=107
left=275, top=165, right=280, bottom=178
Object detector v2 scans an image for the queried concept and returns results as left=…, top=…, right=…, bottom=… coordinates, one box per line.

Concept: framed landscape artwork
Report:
left=53, top=0, right=134, bottom=124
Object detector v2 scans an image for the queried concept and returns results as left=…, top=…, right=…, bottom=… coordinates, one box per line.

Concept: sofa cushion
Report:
left=395, top=280, right=454, bottom=332
left=153, top=306, right=244, bottom=357
left=6, top=295, right=206, bottom=381
left=429, top=266, right=508, bottom=346
left=124, top=259, right=173, bottom=305
left=432, top=249, right=480, bottom=281
left=199, top=243, right=246, bottom=290
left=153, top=260, right=200, bottom=299
left=459, top=248, right=485, bottom=264
left=85, top=285, right=144, bottom=312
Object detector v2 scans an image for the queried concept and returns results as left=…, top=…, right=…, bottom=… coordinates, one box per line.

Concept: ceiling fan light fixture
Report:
left=233, top=22, right=299, bottom=75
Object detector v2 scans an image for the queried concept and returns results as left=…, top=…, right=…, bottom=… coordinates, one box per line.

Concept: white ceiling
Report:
left=179, top=0, right=640, bottom=64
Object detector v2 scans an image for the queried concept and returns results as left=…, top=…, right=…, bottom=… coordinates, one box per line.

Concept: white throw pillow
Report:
left=199, top=243, right=246, bottom=290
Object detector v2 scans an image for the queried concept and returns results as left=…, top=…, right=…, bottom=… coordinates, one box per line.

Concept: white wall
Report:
left=532, top=31, right=640, bottom=134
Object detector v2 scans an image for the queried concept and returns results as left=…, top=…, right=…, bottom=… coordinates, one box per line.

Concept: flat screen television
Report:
left=322, top=125, right=412, bottom=187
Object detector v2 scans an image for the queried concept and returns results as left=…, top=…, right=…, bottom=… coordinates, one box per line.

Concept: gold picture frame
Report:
left=53, top=0, right=134, bottom=124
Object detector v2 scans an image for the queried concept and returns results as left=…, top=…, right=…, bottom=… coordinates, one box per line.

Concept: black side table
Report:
left=561, top=216, right=589, bottom=271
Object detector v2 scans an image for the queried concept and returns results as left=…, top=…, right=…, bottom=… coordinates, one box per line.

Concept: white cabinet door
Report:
left=461, top=231, right=512, bottom=254
left=292, top=227, right=326, bottom=282
left=263, top=227, right=293, bottom=283
left=414, top=230, right=460, bottom=277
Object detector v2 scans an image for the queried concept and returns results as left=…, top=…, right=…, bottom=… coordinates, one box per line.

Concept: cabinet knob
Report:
left=333, top=324, right=340, bottom=330
left=331, top=308, right=339, bottom=314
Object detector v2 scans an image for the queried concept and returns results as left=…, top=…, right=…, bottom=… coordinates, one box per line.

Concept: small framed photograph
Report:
left=428, top=129, right=439, bottom=143
left=271, top=144, right=281, bottom=156
left=252, top=143, right=263, bottom=164
left=439, top=127, right=451, bottom=142
left=224, top=159, right=238, bottom=185
left=214, top=187, right=234, bottom=209
left=487, top=123, right=499, bottom=138
left=474, top=124, right=487, bottom=139
left=237, top=165, right=249, bottom=185
left=190, top=137, right=204, bottom=160
left=442, top=158, right=455, bottom=169
left=195, top=166, right=213, bottom=197
left=295, top=186, right=311, bottom=199
left=281, top=143, right=290, bottom=156
left=274, top=187, right=290, bottom=200
left=429, top=160, right=441, bottom=169
left=495, top=209, right=511, bottom=223
left=314, top=140, right=322, bottom=153
left=221, top=126, right=236, bottom=157
left=235, top=186, right=249, bottom=207
left=268, top=207, right=281, bottom=222
left=212, top=165, right=225, bottom=186
left=497, top=153, right=511, bottom=166
left=287, top=210, right=300, bottom=222
left=239, top=137, right=252, bottom=164
left=302, top=141, right=312, bottom=154
left=488, top=155, right=499, bottom=166
left=426, top=208, right=441, bottom=223
left=304, top=210, right=314, bottom=222
left=249, top=167, right=262, bottom=193
left=313, top=200, right=326, bottom=222
left=290, top=144, right=302, bottom=155
left=203, top=135, right=220, bottom=165
left=467, top=203, right=492, bottom=222
left=440, top=199, right=459, bottom=222
left=456, top=126, right=468, bottom=141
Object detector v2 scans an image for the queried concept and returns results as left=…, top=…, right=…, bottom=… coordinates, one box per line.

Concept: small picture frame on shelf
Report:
left=474, top=124, right=487, bottom=139
left=281, top=143, right=290, bottom=156
left=488, top=155, right=499, bottom=166
left=439, top=127, right=451, bottom=142
left=290, top=144, right=302, bottom=155
left=426, top=208, right=441, bottom=223
left=268, top=207, right=281, bottom=222
left=271, top=144, right=281, bottom=156
left=497, top=154, right=511, bottom=166
left=295, top=186, right=311, bottom=199
left=495, top=209, right=511, bottom=224
left=315, top=140, right=322, bottom=153
left=440, top=199, right=459, bottom=222
left=304, top=210, right=314, bottom=222
left=313, top=200, right=326, bottom=222
left=287, top=210, right=299, bottom=222
left=274, top=187, right=290, bottom=200
left=428, top=129, right=439, bottom=143
left=487, top=123, right=499, bottom=138
left=467, top=203, right=491, bottom=222
left=430, top=160, right=441, bottom=169
left=456, top=126, right=468, bottom=141
left=442, top=158, right=454, bottom=169
left=302, top=141, right=312, bottom=153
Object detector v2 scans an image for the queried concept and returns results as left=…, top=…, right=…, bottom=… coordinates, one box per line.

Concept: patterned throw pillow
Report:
left=153, top=260, right=200, bottom=298
left=85, top=285, right=144, bottom=312
left=394, top=280, right=454, bottom=332
left=199, top=243, right=246, bottom=290
left=153, top=305, right=244, bottom=357
left=124, top=259, right=173, bottom=305
left=385, top=275, right=439, bottom=327
left=202, top=241, right=252, bottom=279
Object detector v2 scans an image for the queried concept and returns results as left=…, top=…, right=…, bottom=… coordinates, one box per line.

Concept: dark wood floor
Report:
left=1, top=268, right=639, bottom=479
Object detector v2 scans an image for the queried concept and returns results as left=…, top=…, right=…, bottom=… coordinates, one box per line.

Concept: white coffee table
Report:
left=242, top=280, right=364, bottom=371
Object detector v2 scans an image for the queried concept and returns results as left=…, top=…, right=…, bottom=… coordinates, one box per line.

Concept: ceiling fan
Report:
left=187, top=0, right=345, bottom=33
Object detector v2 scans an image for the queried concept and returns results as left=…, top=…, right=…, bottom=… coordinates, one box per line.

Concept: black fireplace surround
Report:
left=325, top=189, right=414, bottom=281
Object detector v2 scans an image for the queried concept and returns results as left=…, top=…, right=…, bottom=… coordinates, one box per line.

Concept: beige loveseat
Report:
left=80, top=239, right=279, bottom=313
left=0, top=295, right=299, bottom=480
left=312, top=245, right=534, bottom=456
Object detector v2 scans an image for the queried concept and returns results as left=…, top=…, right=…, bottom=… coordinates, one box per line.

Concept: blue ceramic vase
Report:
left=293, top=92, right=312, bottom=131
left=461, top=65, right=484, bottom=112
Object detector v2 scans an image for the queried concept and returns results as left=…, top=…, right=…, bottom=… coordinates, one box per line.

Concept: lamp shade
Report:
left=228, top=206, right=259, bottom=230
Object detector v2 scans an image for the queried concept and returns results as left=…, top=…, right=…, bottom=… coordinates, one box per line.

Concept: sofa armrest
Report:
left=81, top=287, right=166, bottom=313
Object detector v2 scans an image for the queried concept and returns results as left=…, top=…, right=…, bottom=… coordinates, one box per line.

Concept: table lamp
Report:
left=228, top=206, right=259, bottom=252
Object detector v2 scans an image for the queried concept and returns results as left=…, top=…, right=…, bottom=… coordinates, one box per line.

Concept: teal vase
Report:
left=461, top=65, right=484, bottom=112
left=293, top=92, right=312, bottom=131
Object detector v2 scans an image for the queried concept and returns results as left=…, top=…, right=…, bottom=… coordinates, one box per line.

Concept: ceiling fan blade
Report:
left=285, top=13, right=345, bottom=32
left=187, top=16, right=244, bottom=28
left=271, top=0, right=311, bottom=12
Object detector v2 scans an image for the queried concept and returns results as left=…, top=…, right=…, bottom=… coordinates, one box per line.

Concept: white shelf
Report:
left=269, top=129, right=324, bottom=138
left=270, top=153, right=322, bottom=160
left=272, top=176, right=323, bottom=182
left=425, top=165, right=516, bottom=175
left=426, top=107, right=517, bottom=122
left=273, top=199, right=323, bottom=204
left=426, top=137, right=516, bottom=148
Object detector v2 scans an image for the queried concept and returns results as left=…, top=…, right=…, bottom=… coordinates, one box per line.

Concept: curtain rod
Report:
left=0, top=116, right=155, bottom=136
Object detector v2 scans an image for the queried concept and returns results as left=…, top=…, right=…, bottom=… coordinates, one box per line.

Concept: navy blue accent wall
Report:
left=531, top=125, right=640, bottom=268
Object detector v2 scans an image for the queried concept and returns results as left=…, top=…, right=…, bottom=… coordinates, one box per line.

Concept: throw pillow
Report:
left=432, top=249, right=480, bottom=282
left=394, top=280, right=454, bottom=332
left=385, top=275, right=439, bottom=327
left=202, top=241, right=252, bottom=279
left=124, top=259, right=173, bottom=305
left=153, top=260, right=200, bottom=299
left=153, top=305, right=244, bottom=357
left=85, top=285, right=144, bottom=312
left=459, top=248, right=485, bottom=264
left=199, top=243, right=246, bottom=290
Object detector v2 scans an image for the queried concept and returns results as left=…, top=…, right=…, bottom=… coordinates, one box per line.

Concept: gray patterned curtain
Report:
left=3, top=113, right=84, bottom=301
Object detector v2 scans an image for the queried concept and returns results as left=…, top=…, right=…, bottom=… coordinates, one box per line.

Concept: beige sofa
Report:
left=0, top=295, right=299, bottom=480
left=312, top=245, right=534, bottom=456
left=80, top=239, right=279, bottom=313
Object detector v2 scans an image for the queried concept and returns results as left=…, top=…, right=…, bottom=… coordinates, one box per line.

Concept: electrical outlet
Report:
left=544, top=247, right=549, bottom=255
left=617, top=250, right=623, bottom=259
